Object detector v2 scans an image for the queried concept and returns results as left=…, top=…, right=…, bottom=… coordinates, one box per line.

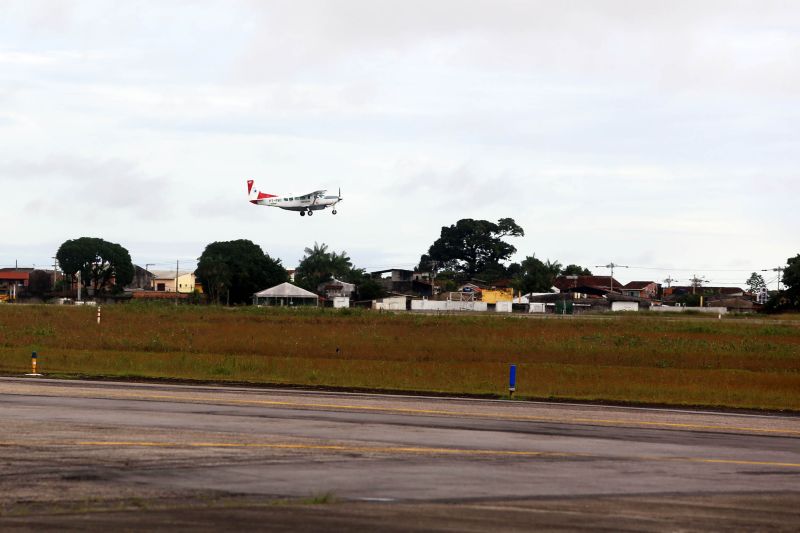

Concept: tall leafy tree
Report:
left=27, top=270, right=52, bottom=297
left=295, top=242, right=364, bottom=292
left=513, top=255, right=562, bottom=294
left=56, top=237, right=134, bottom=293
left=783, top=254, right=800, bottom=294
left=763, top=254, right=800, bottom=312
left=196, top=240, right=287, bottom=305
left=561, top=264, right=592, bottom=276
left=420, top=218, right=524, bottom=281
left=745, top=272, right=767, bottom=293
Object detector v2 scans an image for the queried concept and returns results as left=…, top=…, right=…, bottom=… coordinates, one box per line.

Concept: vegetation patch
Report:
left=0, top=305, right=799, bottom=410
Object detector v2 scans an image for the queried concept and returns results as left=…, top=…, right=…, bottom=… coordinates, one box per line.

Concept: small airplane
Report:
left=247, top=179, right=342, bottom=216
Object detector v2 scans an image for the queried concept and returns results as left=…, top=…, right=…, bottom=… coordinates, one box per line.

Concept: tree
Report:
left=196, top=240, right=287, bottom=305
left=355, top=278, right=385, bottom=301
left=513, top=256, right=562, bottom=294
left=783, top=254, right=800, bottom=294
left=420, top=218, right=524, bottom=281
left=763, top=254, right=800, bottom=313
left=562, top=264, right=592, bottom=276
left=27, top=270, right=52, bottom=297
left=295, top=242, right=363, bottom=292
left=745, top=272, right=767, bottom=293
left=56, top=237, right=134, bottom=293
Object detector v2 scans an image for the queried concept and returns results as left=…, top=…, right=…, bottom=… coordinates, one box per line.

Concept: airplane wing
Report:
left=301, top=189, right=327, bottom=204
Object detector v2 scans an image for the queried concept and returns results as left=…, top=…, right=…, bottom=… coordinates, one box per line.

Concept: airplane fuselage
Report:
left=247, top=179, right=341, bottom=216
left=254, top=193, right=340, bottom=211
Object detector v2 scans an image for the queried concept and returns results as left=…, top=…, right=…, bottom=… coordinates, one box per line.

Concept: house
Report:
left=318, top=277, right=356, bottom=299
left=705, top=297, right=755, bottom=313
left=457, top=282, right=482, bottom=294
left=622, top=281, right=660, bottom=300
left=371, top=268, right=433, bottom=297
left=151, top=270, right=202, bottom=293
left=126, top=265, right=156, bottom=290
left=663, top=286, right=746, bottom=300
left=554, top=275, right=622, bottom=296
left=0, top=269, right=30, bottom=301
left=481, top=288, right=513, bottom=303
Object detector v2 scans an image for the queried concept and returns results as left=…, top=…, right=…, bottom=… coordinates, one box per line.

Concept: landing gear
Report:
left=332, top=209, right=337, bottom=215
left=307, top=209, right=313, bottom=216
left=300, top=211, right=306, bottom=216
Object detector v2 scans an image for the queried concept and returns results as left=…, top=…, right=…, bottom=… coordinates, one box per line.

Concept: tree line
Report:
left=52, top=225, right=800, bottom=310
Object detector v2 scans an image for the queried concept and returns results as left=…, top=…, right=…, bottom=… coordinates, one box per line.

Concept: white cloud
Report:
left=0, top=0, right=798, bottom=283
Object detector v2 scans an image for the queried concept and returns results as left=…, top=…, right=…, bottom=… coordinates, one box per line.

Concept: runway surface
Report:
left=1, top=376, right=799, bottom=531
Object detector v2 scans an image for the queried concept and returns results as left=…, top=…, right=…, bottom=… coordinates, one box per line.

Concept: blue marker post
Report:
left=509, top=364, right=517, bottom=398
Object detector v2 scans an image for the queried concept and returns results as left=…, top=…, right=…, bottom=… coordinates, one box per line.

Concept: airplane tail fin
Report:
left=247, top=179, right=277, bottom=204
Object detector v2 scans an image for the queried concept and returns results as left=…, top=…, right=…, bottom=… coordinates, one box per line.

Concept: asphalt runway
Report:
left=1, top=376, right=799, bottom=531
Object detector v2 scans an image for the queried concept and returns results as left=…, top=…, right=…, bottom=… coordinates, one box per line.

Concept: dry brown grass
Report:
left=1, top=304, right=798, bottom=410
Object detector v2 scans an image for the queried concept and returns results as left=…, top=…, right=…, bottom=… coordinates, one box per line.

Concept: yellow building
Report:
left=152, top=271, right=203, bottom=294
left=481, top=288, right=513, bottom=303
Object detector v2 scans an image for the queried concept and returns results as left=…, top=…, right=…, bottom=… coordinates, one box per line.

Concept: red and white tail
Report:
left=247, top=179, right=277, bottom=204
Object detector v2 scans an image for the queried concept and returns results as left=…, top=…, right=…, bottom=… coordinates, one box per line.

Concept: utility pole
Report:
left=52, top=256, right=58, bottom=288
left=431, top=260, right=439, bottom=298
left=145, top=263, right=154, bottom=290
left=761, top=267, right=784, bottom=292
left=690, top=274, right=706, bottom=295
left=663, top=275, right=677, bottom=288
left=175, top=260, right=179, bottom=306
left=594, top=262, right=629, bottom=294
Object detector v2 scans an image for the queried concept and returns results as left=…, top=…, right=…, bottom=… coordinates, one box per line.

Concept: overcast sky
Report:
left=1, top=0, right=798, bottom=287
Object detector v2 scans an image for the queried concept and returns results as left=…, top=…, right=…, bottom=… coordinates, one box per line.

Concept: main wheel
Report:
left=332, top=209, right=337, bottom=215
left=308, top=210, right=313, bottom=216
left=300, top=211, right=305, bottom=216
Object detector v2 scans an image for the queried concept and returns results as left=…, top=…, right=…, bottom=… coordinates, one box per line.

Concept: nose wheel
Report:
left=300, top=211, right=306, bottom=216
left=332, top=209, right=337, bottom=215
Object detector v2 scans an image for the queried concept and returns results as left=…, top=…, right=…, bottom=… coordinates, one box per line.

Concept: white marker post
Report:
left=97, top=306, right=101, bottom=325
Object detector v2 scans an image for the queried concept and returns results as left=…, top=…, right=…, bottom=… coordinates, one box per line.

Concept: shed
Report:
left=253, top=282, right=319, bottom=307
left=373, top=296, right=408, bottom=310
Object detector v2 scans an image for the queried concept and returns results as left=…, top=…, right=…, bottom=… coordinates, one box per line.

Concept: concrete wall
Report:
left=411, top=299, right=448, bottom=311
left=611, top=301, right=639, bottom=312
left=495, top=301, right=512, bottom=313
left=650, top=305, right=728, bottom=315
left=410, top=299, right=488, bottom=312
left=374, top=296, right=407, bottom=310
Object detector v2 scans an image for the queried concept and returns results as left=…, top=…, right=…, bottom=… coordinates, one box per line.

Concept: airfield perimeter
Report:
left=0, top=304, right=799, bottom=410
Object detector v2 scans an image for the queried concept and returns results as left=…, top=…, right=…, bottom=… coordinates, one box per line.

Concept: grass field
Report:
left=1, top=303, right=799, bottom=410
